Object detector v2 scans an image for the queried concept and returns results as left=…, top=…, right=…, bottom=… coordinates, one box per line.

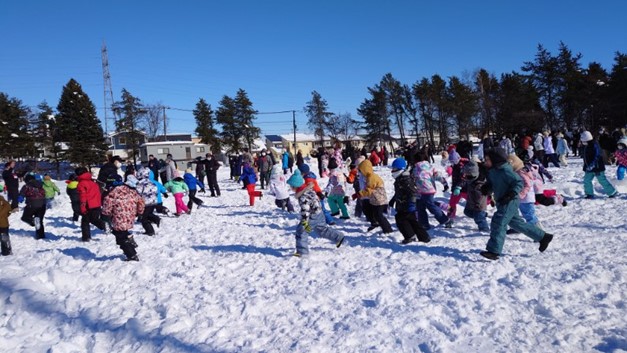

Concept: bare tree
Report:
left=142, top=103, right=164, bottom=139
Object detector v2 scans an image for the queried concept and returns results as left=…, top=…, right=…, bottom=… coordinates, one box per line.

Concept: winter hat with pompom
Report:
left=287, top=169, right=305, bottom=188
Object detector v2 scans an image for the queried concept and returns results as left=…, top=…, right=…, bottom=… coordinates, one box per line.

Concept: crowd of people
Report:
left=0, top=127, right=625, bottom=261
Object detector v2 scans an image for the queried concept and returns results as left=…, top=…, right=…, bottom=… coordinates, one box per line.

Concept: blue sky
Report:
left=1, top=0, right=625, bottom=136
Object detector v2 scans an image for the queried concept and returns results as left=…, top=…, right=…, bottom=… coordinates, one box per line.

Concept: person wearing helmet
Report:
left=580, top=131, right=618, bottom=199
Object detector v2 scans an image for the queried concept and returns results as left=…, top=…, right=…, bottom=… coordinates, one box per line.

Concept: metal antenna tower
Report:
left=101, top=41, right=117, bottom=135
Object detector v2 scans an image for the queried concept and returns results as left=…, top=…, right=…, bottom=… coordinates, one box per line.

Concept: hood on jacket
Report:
left=508, top=154, right=524, bottom=172
left=138, top=168, right=151, bottom=180
left=77, top=172, right=93, bottom=182
left=486, top=147, right=508, bottom=167
left=358, top=159, right=374, bottom=177
left=270, top=164, right=283, bottom=180
left=66, top=180, right=79, bottom=189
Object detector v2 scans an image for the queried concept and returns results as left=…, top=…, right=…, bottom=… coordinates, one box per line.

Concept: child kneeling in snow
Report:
left=269, top=164, right=293, bottom=212
left=287, top=170, right=345, bottom=257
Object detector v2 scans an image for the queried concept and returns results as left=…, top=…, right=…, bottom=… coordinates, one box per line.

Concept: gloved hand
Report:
left=343, top=196, right=349, bottom=204
left=407, top=202, right=417, bottom=213
left=57, top=192, right=61, bottom=196
left=443, top=184, right=449, bottom=193
left=480, top=183, right=492, bottom=196
left=351, top=193, right=360, bottom=201
left=199, top=188, right=206, bottom=193
left=498, top=191, right=517, bottom=204
left=301, top=220, right=312, bottom=232
left=453, top=187, right=461, bottom=196
left=163, top=193, right=169, bottom=198
left=17, top=195, right=25, bottom=203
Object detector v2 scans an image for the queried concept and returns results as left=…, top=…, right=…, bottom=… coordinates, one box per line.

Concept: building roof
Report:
left=265, top=135, right=283, bottom=142
left=141, top=141, right=208, bottom=147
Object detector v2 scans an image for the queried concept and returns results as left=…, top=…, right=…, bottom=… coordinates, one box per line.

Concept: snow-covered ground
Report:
left=1, top=157, right=626, bottom=353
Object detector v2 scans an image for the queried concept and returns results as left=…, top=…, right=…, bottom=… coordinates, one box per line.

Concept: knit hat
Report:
left=44, top=175, right=52, bottom=181
left=328, top=158, right=338, bottom=170
left=287, top=169, right=305, bottom=188
left=391, top=157, right=407, bottom=171
left=24, top=174, right=35, bottom=183
left=485, top=148, right=508, bottom=167
left=617, top=137, right=627, bottom=148
left=462, top=160, right=479, bottom=178
left=448, top=150, right=461, bottom=165
left=580, top=131, right=593, bottom=142
left=298, top=163, right=310, bottom=174
left=75, top=167, right=88, bottom=177
left=137, top=168, right=150, bottom=180
left=106, top=173, right=123, bottom=188
left=508, top=154, right=524, bottom=172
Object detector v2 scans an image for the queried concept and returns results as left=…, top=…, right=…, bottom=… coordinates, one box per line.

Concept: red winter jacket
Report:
left=77, top=172, right=102, bottom=214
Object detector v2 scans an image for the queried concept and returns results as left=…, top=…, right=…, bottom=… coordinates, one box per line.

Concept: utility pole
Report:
left=292, top=110, right=297, bottom=153
left=163, top=106, right=167, bottom=141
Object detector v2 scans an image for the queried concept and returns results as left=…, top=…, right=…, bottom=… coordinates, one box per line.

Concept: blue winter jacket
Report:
left=149, top=170, right=168, bottom=204
left=583, top=141, right=605, bottom=173
left=282, top=152, right=289, bottom=170
left=487, top=163, right=522, bottom=204
left=183, top=172, right=205, bottom=191
left=239, top=164, right=257, bottom=184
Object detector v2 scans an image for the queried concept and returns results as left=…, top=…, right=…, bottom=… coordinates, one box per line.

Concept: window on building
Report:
left=196, top=147, right=205, bottom=153
left=157, top=148, right=169, bottom=154
left=118, top=137, right=126, bottom=145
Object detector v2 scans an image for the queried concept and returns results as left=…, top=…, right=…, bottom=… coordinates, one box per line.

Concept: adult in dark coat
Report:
left=204, top=153, right=221, bottom=197
left=2, top=161, right=20, bottom=211
left=296, top=150, right=304, bottom=168
left=482, top=134, right=495, bottom=153
left=598, top=128, right=615, bottom=165
left=147, top=155, right=160, bottom=180
left=97, top=155, right=122, bottom=191
left=191, top=157, right=207, bottom=185
left=456, top=138, right=473, bottom=159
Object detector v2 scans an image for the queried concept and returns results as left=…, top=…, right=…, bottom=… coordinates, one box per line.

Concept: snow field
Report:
left=0, top=157, right=625, bottom=352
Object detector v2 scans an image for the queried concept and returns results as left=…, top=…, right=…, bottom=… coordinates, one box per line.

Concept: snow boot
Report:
left=336, top=236, right=345, bottom=248
left=401, top=236, right=417, bottom=245
left=539, top=233, right=553, bottom=252
left=367, top=224, right=380, bottom=232
left=1, top=233, right=12, bottom=256
left=480, top=251, right=499, bottom=260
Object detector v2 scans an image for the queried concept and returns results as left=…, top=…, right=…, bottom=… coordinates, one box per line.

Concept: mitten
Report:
left=351, top=193, right=360, bottom=200
left=443, top=184, right=449, bottom=193
left=343, top=196, right=349, bottom=204
left=480, top=183, right=491, bottom=196
left=453, top=186, right=461, bottom=196
left=407, top=202, right=417, bottom=213
left=301, top=220, right=312, bottom=232
left=163, top=193, right=169, bottom=198
left=17, top=195, right=25, bottom=203
left=499, top=191, right=517, bottom=204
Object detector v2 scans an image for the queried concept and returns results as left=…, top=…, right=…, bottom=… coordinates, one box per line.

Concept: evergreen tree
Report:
left=216, top=95, right=243, bottom=153
left=474, top=69, right=499, bottom=136
left=194, top=98, right=221, bottom=153
left=555, top=42, right=586, bottom=130
left=35, top=101, right=63, bottom=174
left=56, top=78, right=108, bottom=167
left=379, top=73, right=410, bottom=145
left=234, top=89, right=260, bottom=152
left=304, top=91, right=331, bottom=144
left=495, top=73, right=544, bottom=134
left=606, top=52, right=627, bottom=130
left=357, top=87, right=390, bottom=147
left=582, top=62, right=610, bottom=130
left=522, top=44, right=559, bottom=129
left=412, top=78, right=437, bottom=147
left=112, top=88, right=145, bottom=164
left=447, top=76, right=478, bottom=139
left=0, top=92, right=33, bottom=159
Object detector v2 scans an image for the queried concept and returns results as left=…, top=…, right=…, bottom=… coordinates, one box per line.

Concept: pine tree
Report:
left=379, top=73, right=410, bottom=145
left=304, top=91, right=331, bottom=145
left=496, top=73, right=544, bottom=134
left=56, top=78, right=108, bottom=167
left=34, top=101, right=63, bottom=175
left=194, top=98, right=221, bottom=153
left=522, top=44, right=559, bottom=129
left=112, top=88, right=145, bottom=164
left=473, top=69, right=499, bottom=136
left=234, top=89, right=260, bottom=152
left=357, top=87, right=390, bottom=147
left=216, top=95, right=243, bottom=153
left=447, top=76, right=478, bottom=139
left=605, top=52, right=627, bottom=130
left=0, top=92, right=33, bottom=159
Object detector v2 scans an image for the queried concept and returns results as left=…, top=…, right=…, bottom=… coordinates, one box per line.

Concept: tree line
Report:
left=307, top=42, right=627, bottom=149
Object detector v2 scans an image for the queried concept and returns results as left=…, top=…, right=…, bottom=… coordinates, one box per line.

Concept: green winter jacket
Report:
left=487, top=163, right=522, bottom=204
left=164, top=179, right=189, bottom=194
left=43, top=179, right=60, bottom=199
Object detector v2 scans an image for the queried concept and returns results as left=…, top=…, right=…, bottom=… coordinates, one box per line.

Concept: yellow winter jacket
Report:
left=358, top=160, right=388, bottom=206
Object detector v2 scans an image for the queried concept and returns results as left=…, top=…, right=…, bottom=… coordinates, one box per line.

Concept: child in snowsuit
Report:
left=136, top=168, right=161, bottom=236
left=76, top=167, right=107, bottom=242
left=461, top=161, right=490, bottom=232
left=357, top=159, right=393, bottom=234
left=614, top=138, right=627, bottom=181
left=240, top=163, right=263, bottom=206
left=0, top=195, right=12, bottom=255
left=19, top=174, right=47, bottom=239
left=183, top=169, right=205, bottom=211
left=447, top=149, right=468, bottom=219
left=102, top=174, right=145, bottom=261
left=389, top=158, right=430, bottom=244
left=347, top=157, right=365, bottom=218
left=299, top=164, right=335, bottom=225
left=287, top=170, right=345, bottom=257
left=164, top=177, right=190, bottom=216
left=479, top=148, right=554, bottom=260
left=42, top=175, right=60, bottom=209
left=580, top=131, right=618, bottom=199
left=325, top=158, right=349, bottom=219
left=269, top=164, right=294, bottom=212
left=413, top=152, right=452, bottom=230
left=65, top=174, right=81, bottom=222
left=509, top=154, right=541, bottom=229
left=146, top=170, right=169, bottom=215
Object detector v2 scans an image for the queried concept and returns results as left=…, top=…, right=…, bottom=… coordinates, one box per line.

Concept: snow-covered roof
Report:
left=141, top=141, right=208, bottom=147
